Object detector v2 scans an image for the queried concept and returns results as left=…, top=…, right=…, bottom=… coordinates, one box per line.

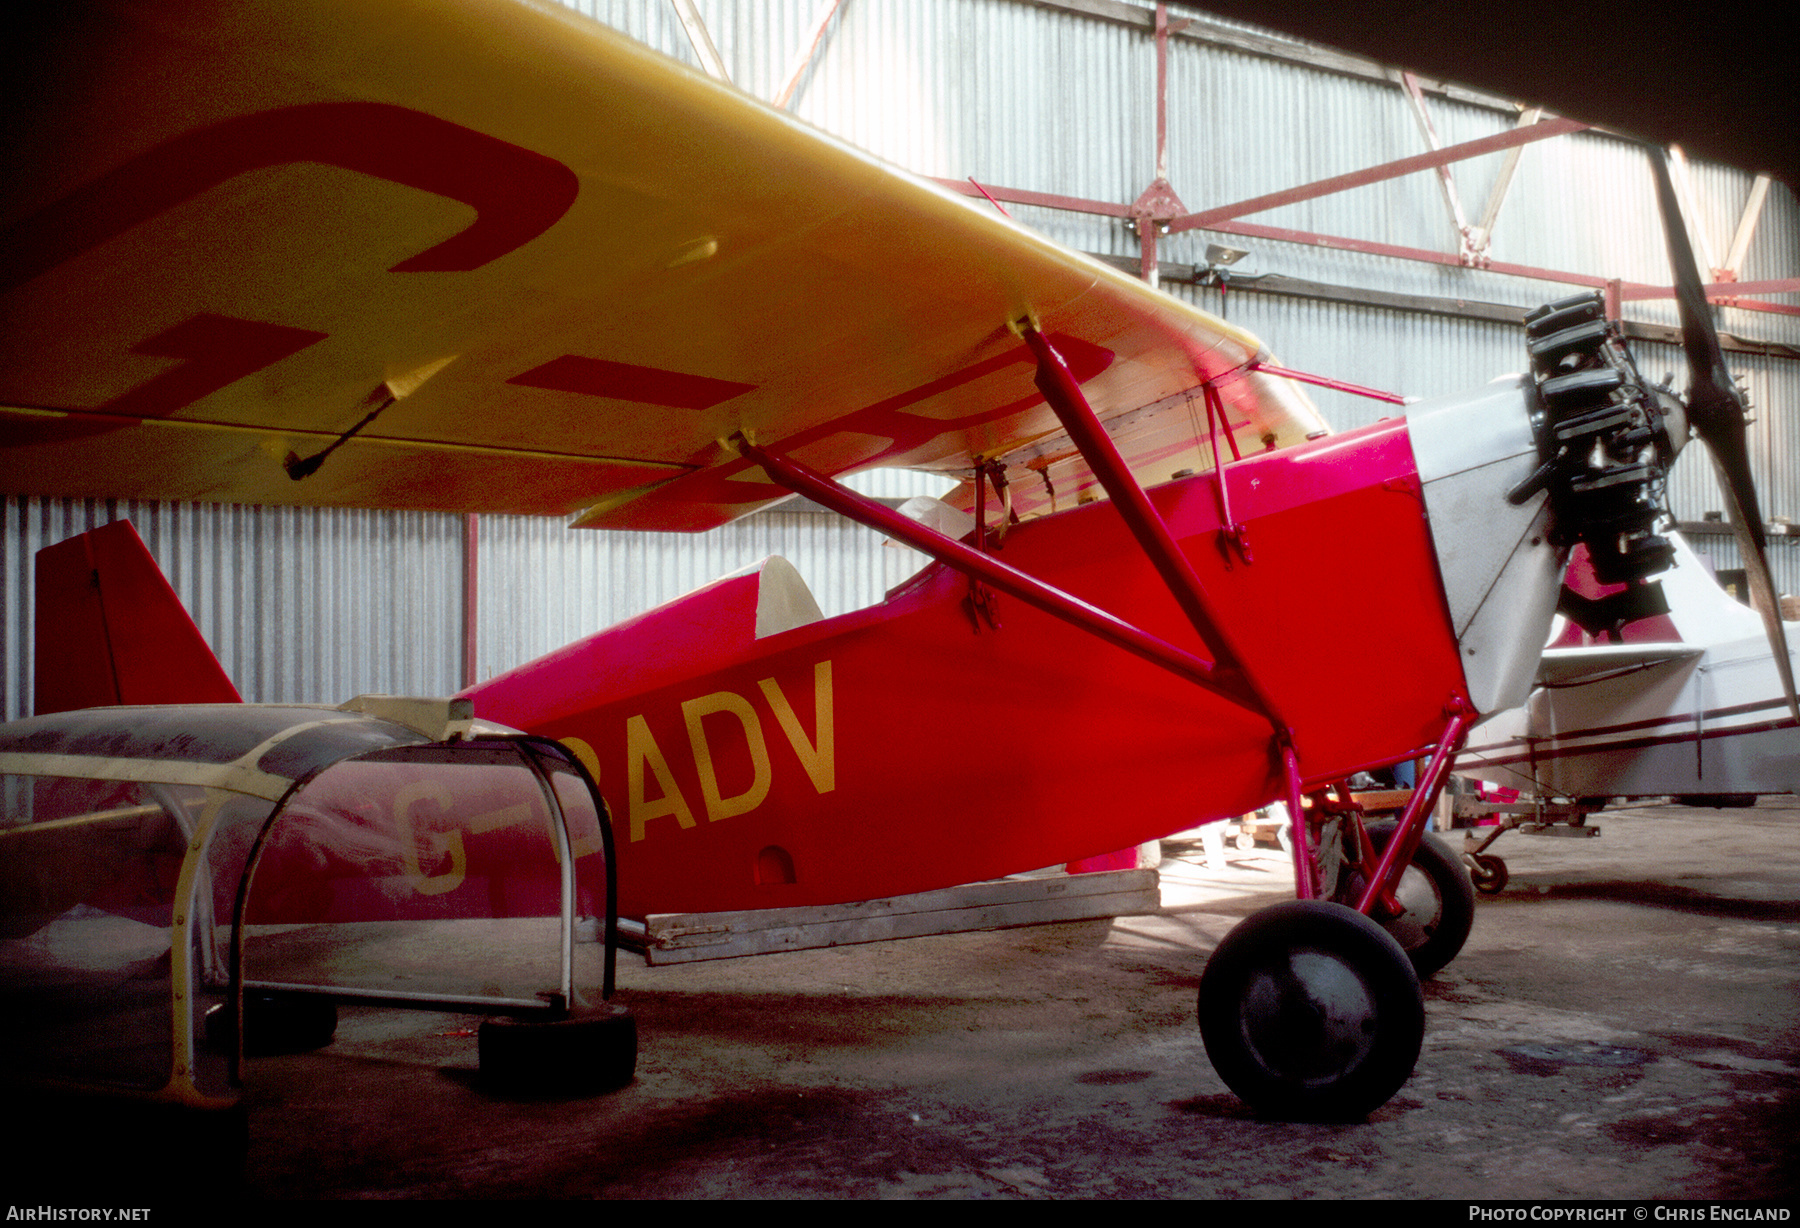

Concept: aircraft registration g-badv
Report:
left=2, top=0, right=1787, bottom=1119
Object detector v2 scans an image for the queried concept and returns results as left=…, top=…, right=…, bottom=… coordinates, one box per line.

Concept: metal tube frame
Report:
left=1249, top=361, right=1409, bottom=406
left=933, top=139, right=1800, bottom=318
left=1020, top=327, right=1288, bottom=730
left=1281, top=740, right=1318, bottom=899
left=224, top=738, right=599, bottom=1085
left=1352, top=705, right=1475, bottom=916
left=737, top=434, right=1258, bottom=709
left=1201, top=382, right=1251, bottom=566
left=1170, top=117, right=1590, bottom=236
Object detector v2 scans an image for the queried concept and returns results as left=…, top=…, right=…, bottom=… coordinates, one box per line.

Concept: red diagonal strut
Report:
left=736, top=437, right=1261, bottom=712
left=1355, top=705, right=1475, bottom=915
left=1021, top=327, right=1288, bottom=733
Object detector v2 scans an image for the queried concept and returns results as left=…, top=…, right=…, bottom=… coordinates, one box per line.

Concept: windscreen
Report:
left=238, top=742, right=593, bottom=1007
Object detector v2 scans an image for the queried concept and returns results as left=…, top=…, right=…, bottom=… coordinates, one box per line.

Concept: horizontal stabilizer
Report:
left=34, top=521, right=241, bottom=714
left=1537, top=643, right=1701, bottom=687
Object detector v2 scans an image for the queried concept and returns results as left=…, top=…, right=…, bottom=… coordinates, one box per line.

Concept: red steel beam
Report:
left=930, top=140, right=1798, bottom=316
left=461, top=511, right=479, bottom=690
left=1620, top=277, right=1800, bottom=317
left=1202, top=216, right=1601, bottom=281
left=927, top=180, right=1800, bottom=314
left=930, top=177, right=1132, bottom=217
left=1168, top=116, right=1590, bottom=233
left=1154, top=3, right=1172, bottom=183
left=1208, top=218, right=1800, bottom=315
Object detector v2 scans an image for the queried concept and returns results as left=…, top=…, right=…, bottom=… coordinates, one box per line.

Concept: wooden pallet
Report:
left=619, top=868, right=1160, bottom=965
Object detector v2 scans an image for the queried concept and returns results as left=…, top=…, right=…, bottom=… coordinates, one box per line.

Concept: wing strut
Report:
left=734, top=439, right=1261, bottom=713
left=1020, top=327, right=1288, bottom=732
left=736, top=328, right=1308, bottom=734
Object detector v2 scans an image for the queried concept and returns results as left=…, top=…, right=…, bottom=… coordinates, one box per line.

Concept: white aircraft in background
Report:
left=1459, top=530, right=1800, bottom=807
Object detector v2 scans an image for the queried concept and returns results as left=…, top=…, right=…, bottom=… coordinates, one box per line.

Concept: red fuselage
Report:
left=467, top=418, right=1468, bottom=917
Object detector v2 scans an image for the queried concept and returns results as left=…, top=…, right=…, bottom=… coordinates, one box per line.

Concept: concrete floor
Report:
left=90, top=803, right=1800, bottom=1198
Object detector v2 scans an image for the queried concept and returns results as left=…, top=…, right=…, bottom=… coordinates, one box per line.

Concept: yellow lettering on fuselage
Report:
left=616, top=660, right=835, bottom=843
left=682, top=690, right=772, bottom=822
left=626, top=713, right=697, bottom=842
left=759, top=660, right=835, bottom=795
left=394, top=779, right=466, bottom=895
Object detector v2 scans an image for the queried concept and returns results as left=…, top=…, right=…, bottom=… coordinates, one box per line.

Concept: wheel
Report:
left=1198, top=900, right=1423, bottom=1121
left=205, top=991, right=337, bottom=1055
left=1470, top=853, right=1508, bottom=895
left=1335, top=820, right=1476, bottom=978
left=479, top=1003, right=637, bottom=1096
left=1235, top=829, right=1257, bottom=852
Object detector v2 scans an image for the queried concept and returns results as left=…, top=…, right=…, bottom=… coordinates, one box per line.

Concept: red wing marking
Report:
left=850, top=333, right=1114, bottom=430
left=508, top=356, right=757, bottom=409
left=857, top=345, right=1041, bottom=415
left=98, top=313, right=328, bottom=418
left=644, top=333, right=1116, bottom=510
left=1, top=102, right=579, bottom=293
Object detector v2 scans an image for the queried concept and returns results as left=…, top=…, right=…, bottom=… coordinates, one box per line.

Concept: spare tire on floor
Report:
left=479, top=1003, right=637, bottom=1096
left=205, top=990, right=338, bottom=1055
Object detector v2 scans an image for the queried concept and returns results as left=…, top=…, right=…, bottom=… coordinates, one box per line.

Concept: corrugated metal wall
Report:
left=0, top=495, right=936, bottom=719
left=474, top=504, right=933, bottom=682
left=5, top=0, right=1797, bottom=719
left=1, top=497, right=466, bottom=716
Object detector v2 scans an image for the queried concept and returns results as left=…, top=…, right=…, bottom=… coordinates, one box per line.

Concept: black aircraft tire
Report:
left=1198, top=900, right=1424, bottom=1121
left=479, top=1003, right=637, bottom=1096
left=1471, top=853, right=1509, bottom=895
left=1339, top=821, right=1477, bottom=979
left=205, top=991, right=338, bottom=1056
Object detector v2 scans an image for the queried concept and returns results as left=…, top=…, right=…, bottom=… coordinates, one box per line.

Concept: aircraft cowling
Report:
left=1457, top=532, right=1800, bottom=801
left=1406, top=376, right=1566, bottom=716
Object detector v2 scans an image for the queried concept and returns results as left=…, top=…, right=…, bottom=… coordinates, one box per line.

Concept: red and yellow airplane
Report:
left=3, top=0, right=1780, bottom=1119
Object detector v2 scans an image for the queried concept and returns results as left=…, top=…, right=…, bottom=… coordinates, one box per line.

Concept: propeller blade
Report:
left=1650, top=151, right=1738, bottom=449
left=1709, top=449, right=1798, bottom=722
left=1649, top=146, right=1798, bottom=721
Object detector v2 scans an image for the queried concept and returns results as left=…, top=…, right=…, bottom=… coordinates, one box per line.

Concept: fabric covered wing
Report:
left=1, top=0, right=1323, bottom=526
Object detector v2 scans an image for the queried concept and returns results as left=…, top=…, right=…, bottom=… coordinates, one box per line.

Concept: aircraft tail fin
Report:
left=34, top=520, right=242, bottom=715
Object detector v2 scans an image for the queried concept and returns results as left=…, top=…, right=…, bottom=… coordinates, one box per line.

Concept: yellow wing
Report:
left=0, top=0, right=1324, bottom=527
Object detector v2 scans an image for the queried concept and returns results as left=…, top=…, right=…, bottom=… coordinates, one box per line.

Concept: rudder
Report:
left=34, top=520, right=241, bottom=714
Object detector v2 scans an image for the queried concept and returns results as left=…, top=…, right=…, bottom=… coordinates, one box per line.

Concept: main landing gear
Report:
left=1336, top=821, right=1476, bottom=979
left=1199, top=728, right=1474, bottom=1119
left=1199, top=900, right=1423, bottom=1121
